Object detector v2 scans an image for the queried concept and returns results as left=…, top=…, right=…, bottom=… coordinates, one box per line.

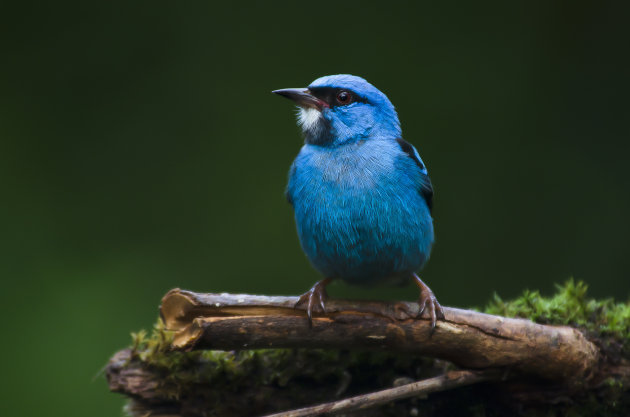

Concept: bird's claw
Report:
left=294, top=279, right=331, bottom=327
left=417, top=287, right=445, bottom=333
left=410, top=274, right=445, bottom=333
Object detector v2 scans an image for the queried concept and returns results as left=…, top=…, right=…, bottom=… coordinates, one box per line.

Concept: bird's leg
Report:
left=413, top=273, right=445, bottom=331
left=294, top=278, right=332, bottom=327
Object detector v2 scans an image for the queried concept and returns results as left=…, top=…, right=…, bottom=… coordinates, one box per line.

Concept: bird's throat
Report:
left=298, top=108, right=334, bottom=146
left=298, top=108, right=322, bottom=132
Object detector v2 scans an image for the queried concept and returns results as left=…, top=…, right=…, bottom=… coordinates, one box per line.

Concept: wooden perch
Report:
left=107, top=285, right=630, bottom=417
left=161, top=289, right=599, bottom=381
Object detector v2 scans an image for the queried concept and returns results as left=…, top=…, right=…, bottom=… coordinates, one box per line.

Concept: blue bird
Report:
left=273, top=74, right=444, bottom=328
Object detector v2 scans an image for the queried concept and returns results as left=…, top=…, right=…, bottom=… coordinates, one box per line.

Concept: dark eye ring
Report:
left=336, top=90, right=352, bottom=105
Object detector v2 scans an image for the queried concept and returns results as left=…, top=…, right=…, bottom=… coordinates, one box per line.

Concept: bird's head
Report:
left=273, top=74, right=401, bottom=146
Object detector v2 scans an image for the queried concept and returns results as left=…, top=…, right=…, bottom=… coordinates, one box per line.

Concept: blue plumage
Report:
left=287, top=137, right=434, bottom=283
left=274, top=74, right=444, bottom=328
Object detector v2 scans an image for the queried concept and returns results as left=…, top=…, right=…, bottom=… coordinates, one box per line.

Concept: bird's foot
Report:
left=294, top=278, right=332, bottom=327
left=412, top=274, right=445, bottom=332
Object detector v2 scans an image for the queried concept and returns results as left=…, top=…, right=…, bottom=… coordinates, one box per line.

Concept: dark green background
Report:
left=2, top=1, right=629, bottom=416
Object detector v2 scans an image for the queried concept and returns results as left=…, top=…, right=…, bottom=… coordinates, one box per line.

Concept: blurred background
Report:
left=1, top=1, right=629, bottom=416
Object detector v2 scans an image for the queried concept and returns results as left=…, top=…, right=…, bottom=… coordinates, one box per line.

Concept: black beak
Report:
left=272, top=88, right=325, bottom=109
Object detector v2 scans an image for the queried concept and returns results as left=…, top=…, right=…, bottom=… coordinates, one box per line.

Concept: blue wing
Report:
left=396, top=138, right=433, bottom=213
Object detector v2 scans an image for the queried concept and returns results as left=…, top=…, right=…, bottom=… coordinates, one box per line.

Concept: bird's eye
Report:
left=336, top=90, right=352, bottom=105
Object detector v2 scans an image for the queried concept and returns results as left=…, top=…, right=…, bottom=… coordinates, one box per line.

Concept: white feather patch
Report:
left=297, top=108, right=322, bottom=133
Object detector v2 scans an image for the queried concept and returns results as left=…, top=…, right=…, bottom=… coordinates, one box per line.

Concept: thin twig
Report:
left=261, top=370, right=498, bottom=417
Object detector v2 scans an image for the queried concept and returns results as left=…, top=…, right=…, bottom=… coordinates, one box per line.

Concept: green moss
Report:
left=484, top=279, right=630, bottom=357
left=130, top=321, right=333, bottom=392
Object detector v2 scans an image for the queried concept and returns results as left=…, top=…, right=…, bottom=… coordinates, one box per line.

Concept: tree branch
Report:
left=262, top=370, right=498, bottom=417
left=160, top=289, right=599, bottom=381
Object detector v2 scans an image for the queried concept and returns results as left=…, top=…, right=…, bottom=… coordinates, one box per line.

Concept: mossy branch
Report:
left=106, top=280, right=630, bottom=417
left=160, top=290, right=598, bottom=381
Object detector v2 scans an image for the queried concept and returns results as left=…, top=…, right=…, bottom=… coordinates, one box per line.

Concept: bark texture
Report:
left=161, top=289, right=599, bottom=381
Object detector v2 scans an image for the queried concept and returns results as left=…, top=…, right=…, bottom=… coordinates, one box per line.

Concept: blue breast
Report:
left=287, top=138, right=434, bottom=284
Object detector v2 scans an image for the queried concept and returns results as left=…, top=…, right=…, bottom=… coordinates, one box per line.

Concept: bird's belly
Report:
left=293, top=185, right=433, bottom=284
